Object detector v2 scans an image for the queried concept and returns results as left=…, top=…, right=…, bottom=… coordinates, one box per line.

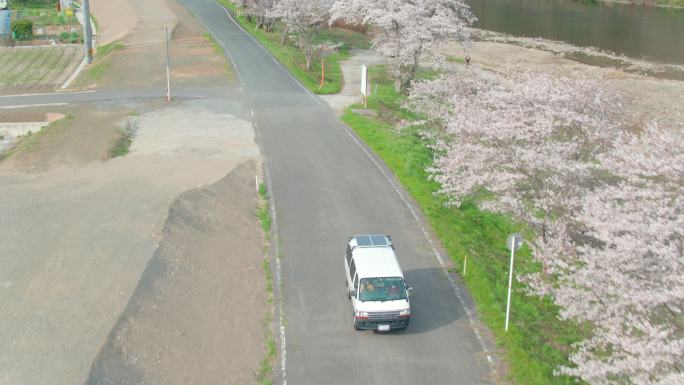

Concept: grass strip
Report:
left=341, top=65, right=586, bottom=385
left=109, top=128, right=132, bottom=158
left=216, top=0, right=369, bottom=94
left=256, top=182, right=276, bottom=385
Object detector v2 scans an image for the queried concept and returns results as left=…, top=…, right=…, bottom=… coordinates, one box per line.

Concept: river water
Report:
left=468, top=0, right=684, bottom=65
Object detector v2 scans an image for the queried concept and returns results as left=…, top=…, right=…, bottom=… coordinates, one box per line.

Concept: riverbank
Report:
left=443, top=35, right=684, bottom=128
left=595, top=0, right=684, bottom=9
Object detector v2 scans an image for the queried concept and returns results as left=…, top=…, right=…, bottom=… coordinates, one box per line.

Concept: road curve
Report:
left=178, top=1, right=496, bottom=384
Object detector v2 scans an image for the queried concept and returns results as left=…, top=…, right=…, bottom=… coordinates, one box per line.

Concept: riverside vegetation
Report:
left=221, top=1, right=684, bottom=385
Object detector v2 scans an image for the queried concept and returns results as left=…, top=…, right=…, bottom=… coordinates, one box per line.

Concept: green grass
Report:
left=109, top=128, right=132, bottom=158
left=257, top=183, right=272, bottom=234
left=257, top=182, right=276, bottom=385
left=341, top=65, right=587, bottom=385
left=0, top=114, right=73, bottom=162
left=95, top=41, right=124, bottom=59
left=217, top=0, right=370, bottom=94
left=74, top=42, right=124, bottom=86
left=203, top=32, right=223, bottom=55
left=257, top=337, right=276, bottom=385
left=446, top=54, right=465, bottom=64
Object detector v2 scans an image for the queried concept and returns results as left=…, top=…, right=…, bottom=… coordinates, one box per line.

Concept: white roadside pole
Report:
left=505, top=233, right=523, bottom=331
left=165, top=24, right=171, bottom=102
left=360, top=65, right=368, bottom=108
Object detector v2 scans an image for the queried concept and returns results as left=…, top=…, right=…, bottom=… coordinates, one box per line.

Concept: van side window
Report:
left=349, top=259, right=356, bottom=281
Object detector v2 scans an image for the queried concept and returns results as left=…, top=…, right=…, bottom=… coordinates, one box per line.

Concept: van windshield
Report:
left=359, top=277, right=407, bottom=302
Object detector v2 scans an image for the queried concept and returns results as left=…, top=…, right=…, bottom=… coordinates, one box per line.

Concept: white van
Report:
left=0, top=1, right=7, bottom=10
left=345, top=234, right=412, bottom=331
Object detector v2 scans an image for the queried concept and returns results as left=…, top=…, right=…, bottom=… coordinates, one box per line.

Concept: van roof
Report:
left=350, top=235, right=403, bottom=279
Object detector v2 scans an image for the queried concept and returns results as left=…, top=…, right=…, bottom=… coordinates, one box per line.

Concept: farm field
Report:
left=0, top=45, right=82, bottom=94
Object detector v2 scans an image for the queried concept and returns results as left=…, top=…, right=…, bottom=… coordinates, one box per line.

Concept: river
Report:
left=468, top=0, right=684, bottom=65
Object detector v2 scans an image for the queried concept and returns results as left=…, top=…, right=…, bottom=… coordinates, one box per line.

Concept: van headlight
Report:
left=355, top=311, right=368, bottom=318
left=399, top=308, right=410, bottom=317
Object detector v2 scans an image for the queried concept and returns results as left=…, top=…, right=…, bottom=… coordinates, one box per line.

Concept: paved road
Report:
left=0, top=87, right=229, bottom=108
left=185, top=1, right=496, bottom=384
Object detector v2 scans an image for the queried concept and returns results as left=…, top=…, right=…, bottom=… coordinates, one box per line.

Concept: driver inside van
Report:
left=362, top=280, right=376, bottom=293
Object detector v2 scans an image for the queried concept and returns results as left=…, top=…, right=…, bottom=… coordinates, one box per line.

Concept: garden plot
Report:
left=0, top=45, right=81, bottom=93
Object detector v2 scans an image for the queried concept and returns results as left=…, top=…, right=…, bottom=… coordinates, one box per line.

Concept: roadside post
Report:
left=463, top=254, right=467, bottom=276
left=165, top=24, right=171, bottom=102
left=505, top=233, right=523, bottom=331
left=83, top=0, right=92, bottom=63
left=360, top=65, right=369, bottom=108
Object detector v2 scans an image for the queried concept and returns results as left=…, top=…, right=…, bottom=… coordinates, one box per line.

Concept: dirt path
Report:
left=75, top=0, right=233, bottom=90
left=0, top=1, right=268, bottom=385
left=89, top=0, right=139, bottom=46
left=320, top=49, right=383, bottom=115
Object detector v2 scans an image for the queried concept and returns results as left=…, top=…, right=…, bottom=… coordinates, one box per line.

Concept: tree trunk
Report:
left=280, top=25, right=289, bottom=46
left=305, top=45, right=313, bottom=71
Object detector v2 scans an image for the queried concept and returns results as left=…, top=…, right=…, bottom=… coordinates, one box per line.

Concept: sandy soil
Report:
left=0, top=1, right=268, bottom=385
left=0, top=98, right=261, bottom=385
left=0, top=106, right=133, bottom=172
left=85, top=161, right=266, bottom=385
left=89, top=0, right=140, bottom=46
left=75, top=0, right=233, bottom=90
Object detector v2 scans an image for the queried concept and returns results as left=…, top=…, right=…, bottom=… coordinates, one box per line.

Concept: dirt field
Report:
left=0, top=46, right=82, bottom=94
left=85, top=161, right=267, bottom=385
left=74, top=0, right=234, bottom=90
left=0, top=1, right=269, bottom=385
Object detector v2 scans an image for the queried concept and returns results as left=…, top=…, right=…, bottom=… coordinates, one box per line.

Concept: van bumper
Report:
left=354, top=317, right=410, bottom=330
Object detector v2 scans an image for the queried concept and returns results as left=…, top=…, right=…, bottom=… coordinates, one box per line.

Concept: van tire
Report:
left=352, top=314, right=361, bottom=330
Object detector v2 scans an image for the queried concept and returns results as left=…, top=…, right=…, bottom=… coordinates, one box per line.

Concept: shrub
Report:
left=12, top=19, right=33, bottom=40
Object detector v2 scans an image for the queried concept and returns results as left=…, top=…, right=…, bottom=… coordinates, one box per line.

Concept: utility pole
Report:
left=165, top=24, right=171, bottom=102
left=83, top=0, right=93, bottom=63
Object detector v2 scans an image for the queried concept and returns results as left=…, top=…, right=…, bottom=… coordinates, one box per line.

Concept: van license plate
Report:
left=378, top=324, right=390, bottom=332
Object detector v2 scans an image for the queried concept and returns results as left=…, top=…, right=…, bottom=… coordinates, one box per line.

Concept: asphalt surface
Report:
left=175, top=1, right=496, bottom=384
left=0, top=87, right=229, bottom=108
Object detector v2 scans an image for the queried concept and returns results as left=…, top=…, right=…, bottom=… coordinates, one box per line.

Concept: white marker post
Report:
left=360, top=65, right=368, bottom=108
left=505, top=233, right=523, bottom=332
left=165, top=24, right=171, bottom=103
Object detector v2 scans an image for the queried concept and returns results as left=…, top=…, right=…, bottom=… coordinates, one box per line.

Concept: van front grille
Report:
left=368, top=311, right=400, bottom=320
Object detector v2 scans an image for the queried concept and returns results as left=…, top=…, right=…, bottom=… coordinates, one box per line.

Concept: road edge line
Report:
left=213, top=1, right=322, bottom=106
left=340, top=123, right=497, bottom=372
left=181, top=4, right=289, bottom=383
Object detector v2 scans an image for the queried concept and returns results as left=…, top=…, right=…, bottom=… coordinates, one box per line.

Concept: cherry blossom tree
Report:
left=330, top=0, right=475, bottom=94
left=554, top=120, right=684, bottom=385
left=406, top=68, right=684, bottom=384
left=236, top=0, right=278, bottom=31
left=406, top=69, right=626, bottom=240
left=269, top=0, right=330, bottom=70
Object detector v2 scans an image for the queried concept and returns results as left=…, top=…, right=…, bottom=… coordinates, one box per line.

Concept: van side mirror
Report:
left=407, top=286, right=414, bottom=292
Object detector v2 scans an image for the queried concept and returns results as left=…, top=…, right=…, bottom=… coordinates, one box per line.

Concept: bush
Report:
left=12, top=19, right=33, bottom=40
